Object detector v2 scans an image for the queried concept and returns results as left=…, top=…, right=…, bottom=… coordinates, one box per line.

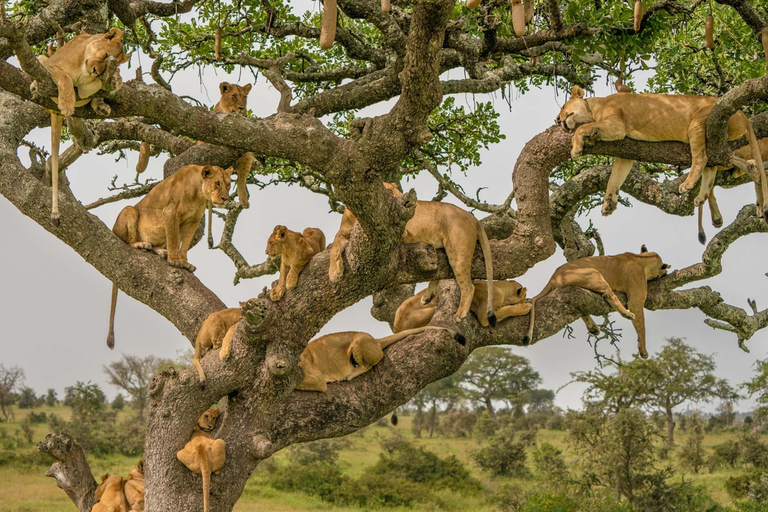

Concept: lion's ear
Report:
left=640, top=244, right=648, bottom=253
left=571, top=85, right=584, bottom=98
left=243, top=84, right=252, bottom=95
left=225, top=166, right=234, bottom=175
left=517, top=287, right=524, bottom=296
left=101, top=473, right=110, bottom=482
left=661, top=263, right=671, bottom=270
left=220, top=82, right=231, bottom=94
left=137, top=459, right=144, bottom=473
left=210, top=407, right=221, bottom=418
left=201, top=166, right=213, bottom=179
left=104, top=28, right=122, bottom=42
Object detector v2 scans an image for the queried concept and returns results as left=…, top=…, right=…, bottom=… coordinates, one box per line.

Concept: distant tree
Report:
left=456, top=347, right=541, bottom=415
left=679, top=414, right=706, bottom=474
left=523, top=389, right=556, bottom=414
left=45, top=389, right=57, bottom=407
left=103, top=355, right=175, bottom=418
left=744, top=359, right=768, bottom=421
left=67, top=382, right=107, bottom=418
left=0, top=364, right=25, bottom=421
left=717, top=400, right=737, bottom=427
left=410, top=374, right=460, bottom=438
left=571, top=338, right=737, bottom=445
left=17, top=386, right=37, bottom=409
left=112, top=394, right=126, bottom=411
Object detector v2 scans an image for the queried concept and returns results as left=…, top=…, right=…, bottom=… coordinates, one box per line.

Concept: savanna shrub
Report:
left=335, top=474, right=434, bottom=508
left=473, top=432, right=530, bottom=477
left=286, top=439, right=341, bottom=465
left=268, top=461, right=347, bottom=502
left=532, top=442, right=568, bottom=481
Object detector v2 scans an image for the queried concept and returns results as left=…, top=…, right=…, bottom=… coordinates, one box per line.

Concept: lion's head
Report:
left=196, top=407, right=221, bottom=432
left=556, top=85, right=594, bottom=130
left=265, top=225, right=288, bottom=257
left=84, top=28, right=130, bottom=76
left=201, top=166, right=232, bottom=207
left=638, top=245, right=671, bottom=280
left=218, top=82, right=252, bottom=114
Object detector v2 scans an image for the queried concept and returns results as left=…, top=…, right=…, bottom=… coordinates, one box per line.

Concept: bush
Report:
left=726, top=472, right=768, bottom=500
left=27, top=411, right=46, bottom=424
left=545, top=414, right=565, bottom=430
left=709, top=439, right=741, bottom=471
left=286, top=439, right=341, bottom=465
left=268, top=462, right=347, bottom=502
left=440, top=408, right=477, bottom=438
left=335, top=474, right=434, bottom=508
left=474, top=410, right=498, bottom=441
left=19, top=415, right=34, bottom=444
left=532, top=443, right=568, bottom=481
left=740, top=432, right=768, bottom=469
left=678, top=415, right=706, bottom=473
left=487, top=483, right=525, bottom=512
left=473, top=432, right=530, bottom=478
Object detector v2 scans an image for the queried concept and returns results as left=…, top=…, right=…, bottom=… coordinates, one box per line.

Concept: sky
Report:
left=1, top=29, right=767, bottom=415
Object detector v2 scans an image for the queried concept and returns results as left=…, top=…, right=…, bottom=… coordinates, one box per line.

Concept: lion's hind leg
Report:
left=603, top=158, right=633, bottom=216
left=581, top=316, right=601, bottom=335
left=570, top=269, right=634, bottom=320
left=350, top=334, right=384, bottom=367
left=492, top=303, right=532, bottom=324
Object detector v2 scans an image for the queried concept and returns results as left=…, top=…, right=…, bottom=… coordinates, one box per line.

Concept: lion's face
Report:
left=196, top=407, right=221, bottom=432
left=639, top=246, right=671, bottom=280
left=266, top=225, right=288, bottom=257
left=556, top=85, right=593, bottom=130
left=382, top=182, right=403, bottom=197
left=201, top=166, right=232, bottom=207
left=84, top=28, right=130, bottom=76
left=218, top=82, right=252, bottom=115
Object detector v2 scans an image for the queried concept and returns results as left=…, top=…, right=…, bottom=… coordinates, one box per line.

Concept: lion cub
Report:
left=105, top=164, right=232, bottom=349
left=177, top=407, right=227, bottom=512
left=393, top=280, right=531, bottom=332
left=124, top=459, right=145, bottom=512
left=194, top=307, right=242, bottom=389
left=556, top=85, right=768, bottom=224
left=36, top=28, right=130, bottom=227
left=265, top=225, right=326, bottom=301
left=524, top=245, right=670, bottom=358
left=92, top=472, right=129, bottom=512
left=298, top=326, right=462, bottom=392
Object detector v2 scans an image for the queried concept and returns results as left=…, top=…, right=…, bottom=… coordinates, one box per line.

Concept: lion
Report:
left=105, top=164, right=232, bottom=349
left=265, top=225, right=326, bottom=301
left=556, top=85, right=768, bottom=223
left=35, top=28, right=130, bottom=227
left=194, top=307, right=242, bottom=389
left=393, top=279, right=531, bottom=332
left=92, top=472, right=129, bottom=512
left=524, top=245, right=670, bottom=359
left=297, top=326, right=464, bottom=392
left=177, top=407, right=226, bottom=512
left=124, top=459, right=144, bottom=512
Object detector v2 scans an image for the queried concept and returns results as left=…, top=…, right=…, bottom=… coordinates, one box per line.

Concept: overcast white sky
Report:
left=1, top=38, right=766, bottom=415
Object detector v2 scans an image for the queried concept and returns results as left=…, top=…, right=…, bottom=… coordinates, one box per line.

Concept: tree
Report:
left=572, top=338, right=738, bottom=445
left=112, top=393, right=126, bottom=411
left=0, top=0, right=766, bottom=510
left=45, top=388, right=57, bottom=407
left=456, top=347, right=542, bottom=415
left=0, top=365, right=24, bottom=422
left=744, top=358, right=768, bottom=420
left=410, top=374, right=462, bottom=438
left=17, top=386, right=37, bottom=409
left=103, top=355, right=174, bottom=418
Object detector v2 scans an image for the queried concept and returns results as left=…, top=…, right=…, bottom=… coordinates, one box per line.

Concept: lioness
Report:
left=298, top=326, right=463, bottom=392
left=177, top=407, right=226, bottom=512
left=266, top=225, right=326, bottom=301
left=92, top=472, right=129, bottom=512
left=35, top=28, right=130, bottom=227
left=524, top=245, right=670, bottom=358
left=124, top=459, right=144, bottom=512
left=556, top=85, right=768, bottom=223
left=393, top=280, right=531, bottom=332
left=105, top=164, right=232, bottom=348
left=194, top=307, right=242, bottom=389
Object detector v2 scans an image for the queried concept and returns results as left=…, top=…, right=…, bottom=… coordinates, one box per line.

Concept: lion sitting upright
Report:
left=297, top=326, right=463, bottom=392
left=265, top=225, right=326, bottom=301
left=124, top=459, right=145, bottom=512
left=177, top=407, right=227, bottom=512
left=394, top=280, right=531, bottom=332
left=91, top=472, right=129, bottom=512
left=524, top=245, right=670, bottom=358
left=34, top=28, right=130, bottom=227
left=194, top=307, right=243, bottom=389
left=556, top=85, right=768, bottom=226
left=105, top=164, right=232, bottom=349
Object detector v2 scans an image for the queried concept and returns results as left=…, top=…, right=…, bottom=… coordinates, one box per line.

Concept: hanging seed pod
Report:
left=136, top=142, right=150, bottom=174
left=512, top=0, right=526, bottom=37
left=705, top=15, right=714, bottom=49
left=214, top=27, right=222, bottom=61
left=381, top=0, right=390, bottom=13
left=466, top=0, right=481, bottom=9
left=762, top=28, right=768, bottom=69
left=319, top=0, right=337, bottom=50
left=523, top=0, right=534, bottom=24
left=633, top=0, right=643, bottom=32
left=530, top=56, right=536, bottom=66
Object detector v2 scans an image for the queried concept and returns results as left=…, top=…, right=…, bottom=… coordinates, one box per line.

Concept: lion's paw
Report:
left=132, top=241, right=153, bottom=251
left=269, top=287, right=284, bottom=302
left=622, top=311, right=636, bottom=320
left=92, top=99, right=111, bottom=116
left=601, top=199, right=617, bottom=216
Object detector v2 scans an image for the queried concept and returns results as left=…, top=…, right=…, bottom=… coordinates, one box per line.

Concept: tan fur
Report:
left=556, top=85, right=768, bottom=223
left=177, top=408, right=226, bottom=512
left=297, top=326, right=456, bottom=392
left=382, top=182, right=496, bottom=325
left=124, top=459, right=144, bottom=512
left=524, top=246, right=670, bottom=358
left=266, top=225, right=326, bottom=301
left=36, top=28, right=130, bottom=226
left=194, top=307, right=243, bottom=389
left=92, top=473, right=129, bottom=512
left=393, top=280, right=531, bottom=332
left=105, top=165, right=232, bottom=348
left=328, top=208, right=357, bottom=282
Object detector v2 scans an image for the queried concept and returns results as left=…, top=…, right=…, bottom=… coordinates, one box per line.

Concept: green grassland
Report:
left=0, top=405, right=759, bottom=511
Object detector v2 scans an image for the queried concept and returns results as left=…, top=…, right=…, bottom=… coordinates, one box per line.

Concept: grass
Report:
left=0, top=405, right=761, bottom=511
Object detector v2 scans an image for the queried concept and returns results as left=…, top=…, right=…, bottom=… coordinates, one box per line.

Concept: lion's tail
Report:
left=377, top=325, right=465, bottom=348
left=106, top=283, right=118, bottom=349
left=50, top=113, right=63, bottom=227
left=206, top=201, right=214, bottom=249
left=476, top=222, right=496, bottom=327
left=697, top=204, right=706, bottom=245
left=524, top=282, right=555, bottom=345
left=199, top=445, right=212, bottom=512
left=746, top=120, right=768, bottom=223
left=136, top=142, right=150, bottom=174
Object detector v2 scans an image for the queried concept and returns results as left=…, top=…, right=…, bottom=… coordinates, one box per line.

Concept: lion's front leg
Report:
left=45, top=64, right=76, bottom=117
left=570, top=123, right=598, bottom=158
left=270, top=259, right=289, bottom=301
left=285, top=261, right=306, bottom=289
